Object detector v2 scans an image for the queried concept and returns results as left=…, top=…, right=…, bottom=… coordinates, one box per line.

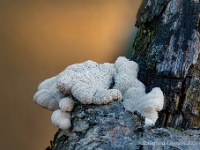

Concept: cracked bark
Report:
left=132, top=0, right=200, bottom=128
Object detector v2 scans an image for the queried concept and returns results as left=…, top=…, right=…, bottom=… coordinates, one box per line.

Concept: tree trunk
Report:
left=47, top=1, right=200, bottom=149
left=132, top=0, right=200, bottom=129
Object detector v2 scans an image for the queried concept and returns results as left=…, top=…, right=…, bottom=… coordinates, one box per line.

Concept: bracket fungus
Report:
left=33, top=56, right=164, bottom=129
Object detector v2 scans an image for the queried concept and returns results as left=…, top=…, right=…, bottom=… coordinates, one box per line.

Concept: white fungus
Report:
left=123, top=87, right=164, bottom=125
left=57, top=60, right=122, bottom=104
left=33, top=76, right=65, bottom=110
left=59, top=97, right=75, bottom=112
left=145, top=118, right=155, bottom=127
left=113, top=56, right=144, bottom=94
left=123, top=86, right=146, bottom=100
left=33, top=56, right=164, bottom=129
left=51, top=109, right=71, bottom=130
left=71, top=83, right=122, bottom=105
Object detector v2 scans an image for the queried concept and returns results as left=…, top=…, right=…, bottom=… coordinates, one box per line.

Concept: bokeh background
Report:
left=0, top=0, right=142, bottom=149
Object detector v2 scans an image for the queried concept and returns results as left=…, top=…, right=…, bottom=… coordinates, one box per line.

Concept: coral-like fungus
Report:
left=33, top=56, right=164, bottom=129
left=123, top=87, right=164, bottom=126
left=56, top=60, right=122, bottom=104
left=51, top=109, right=71, bottom=130
left=113, top=57, right=164, bottom=126
left=59, top=97, right=75, bottom=112
left=33, top=76, right=65, bottom=111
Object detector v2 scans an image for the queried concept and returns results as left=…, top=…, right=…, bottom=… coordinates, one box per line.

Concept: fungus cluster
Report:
left=33, top=56, right=164, bottom=129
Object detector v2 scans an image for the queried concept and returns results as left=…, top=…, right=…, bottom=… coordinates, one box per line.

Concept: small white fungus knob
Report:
left=59, top=97, right=75, bottom=112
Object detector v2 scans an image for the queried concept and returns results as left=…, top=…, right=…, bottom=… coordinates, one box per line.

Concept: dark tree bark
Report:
left=132, top=0, right=200, bottom=129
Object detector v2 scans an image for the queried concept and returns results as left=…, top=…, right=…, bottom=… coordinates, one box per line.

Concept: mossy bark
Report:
left=132, top=0, right=200, bottom=129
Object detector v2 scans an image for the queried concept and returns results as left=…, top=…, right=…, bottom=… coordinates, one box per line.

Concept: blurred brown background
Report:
left=0, top=0, right=142, bottom=149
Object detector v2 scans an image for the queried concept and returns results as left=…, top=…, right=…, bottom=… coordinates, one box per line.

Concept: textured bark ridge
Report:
left=132, top=0, right=200, bottom=128
left=46, top=101, right=145, bottom=150
left=47, top=101, right=200, bottom=150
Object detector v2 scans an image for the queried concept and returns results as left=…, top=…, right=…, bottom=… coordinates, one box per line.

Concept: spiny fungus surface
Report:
left=33, top=56, right=164, bottom=129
